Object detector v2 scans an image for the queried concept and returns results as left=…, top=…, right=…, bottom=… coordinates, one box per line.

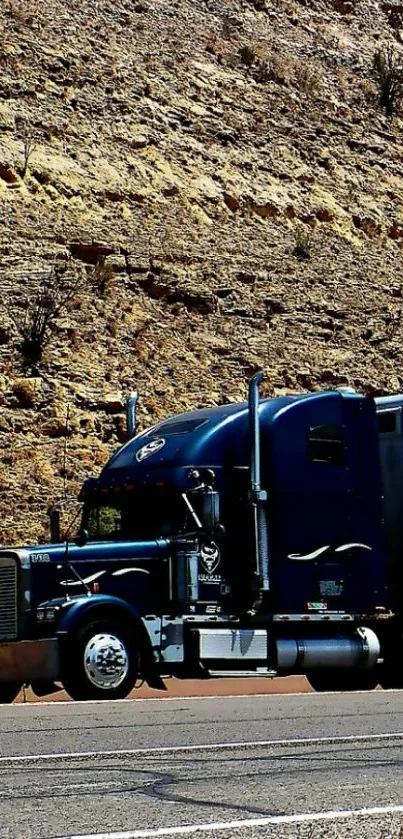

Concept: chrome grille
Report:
left=0, top=557, right=17, bottom=640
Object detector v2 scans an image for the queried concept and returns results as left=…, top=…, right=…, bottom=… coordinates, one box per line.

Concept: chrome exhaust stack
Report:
left=126, top=391, right=138, bottom=439
left=248, top=372, right=270, bottom=609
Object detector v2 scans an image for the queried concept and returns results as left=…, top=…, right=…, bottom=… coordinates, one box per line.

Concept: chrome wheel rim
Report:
left=83, top=633, right=129, bottom=690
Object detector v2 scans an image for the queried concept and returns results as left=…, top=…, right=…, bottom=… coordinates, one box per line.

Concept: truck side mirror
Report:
left=75, top=528, right=88, bottom=548
left=201, top=491, right=220, bottom=531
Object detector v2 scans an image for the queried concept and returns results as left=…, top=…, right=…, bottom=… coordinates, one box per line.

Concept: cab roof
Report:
left=96, top=390, right=365, bottom=486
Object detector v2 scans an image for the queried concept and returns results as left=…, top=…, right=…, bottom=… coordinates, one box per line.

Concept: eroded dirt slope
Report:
left=0, top=0, right=402, bottom=543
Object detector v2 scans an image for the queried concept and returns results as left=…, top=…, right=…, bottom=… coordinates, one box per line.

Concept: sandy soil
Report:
left=14, top=676, right=311, bottom=703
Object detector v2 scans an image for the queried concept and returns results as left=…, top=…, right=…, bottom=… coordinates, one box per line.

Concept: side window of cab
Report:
left=308, top=424, right=345, bottom=466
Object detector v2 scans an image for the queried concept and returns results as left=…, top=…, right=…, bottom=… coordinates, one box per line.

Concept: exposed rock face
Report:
left=0, top=0, right=403, bottom=544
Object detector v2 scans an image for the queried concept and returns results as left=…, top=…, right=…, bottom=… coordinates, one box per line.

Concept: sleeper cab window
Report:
left=377, top=411, right=399, bottom=434
left=308, top=423, right=345, bottom=466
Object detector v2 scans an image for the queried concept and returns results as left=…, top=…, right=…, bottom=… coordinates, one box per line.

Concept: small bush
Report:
left=373, top=43, right=403, bottom=116
left=89, top=259, right=115, bottom=297
left=385, top=5, right=403, bottom=39
left=294, top=227, right=312, bottom=260
left=296, top=61, right=321, bottom=94
left=7, top=262, right=86, bottom=363
left=21, top=135, right=38, bottom=179
left=239, top=45, right=256, bottom=67
left=257, top=55, right=290, bottom=85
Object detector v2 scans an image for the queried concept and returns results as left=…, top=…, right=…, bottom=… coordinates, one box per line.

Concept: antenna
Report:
left=48, top=402, right=71, bottom=542
left=63, top=403, right=70, bottom=501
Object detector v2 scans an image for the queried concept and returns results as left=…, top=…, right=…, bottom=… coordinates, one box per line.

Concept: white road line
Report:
left=1, top=730, right=403, bottom=765
left=50, top=804, right=403, bottom=839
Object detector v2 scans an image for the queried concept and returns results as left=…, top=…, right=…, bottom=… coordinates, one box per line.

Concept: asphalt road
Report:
left=2, top=691, right=403, bottom=839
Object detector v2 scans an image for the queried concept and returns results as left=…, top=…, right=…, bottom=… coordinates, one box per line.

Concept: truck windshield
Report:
left=83, top=494, right=185, bottom=542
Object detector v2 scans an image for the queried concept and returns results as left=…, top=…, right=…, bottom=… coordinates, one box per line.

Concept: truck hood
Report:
left=18, top=538, right=171, bottom=565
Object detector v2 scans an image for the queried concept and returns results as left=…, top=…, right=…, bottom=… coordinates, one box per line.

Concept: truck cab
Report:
left=0, top=377, right=396, bottom=701
left=79, top=386, right=386, bottom=617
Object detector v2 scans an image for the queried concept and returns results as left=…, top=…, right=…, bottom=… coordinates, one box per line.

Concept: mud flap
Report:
left=145, top=671, right=167, bottom=690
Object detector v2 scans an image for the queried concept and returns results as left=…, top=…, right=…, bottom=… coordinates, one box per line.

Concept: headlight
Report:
left=36, top=606, right=60, bottom=623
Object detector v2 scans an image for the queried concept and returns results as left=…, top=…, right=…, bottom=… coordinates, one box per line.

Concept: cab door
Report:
left=267, top=392, right=385, bottom=614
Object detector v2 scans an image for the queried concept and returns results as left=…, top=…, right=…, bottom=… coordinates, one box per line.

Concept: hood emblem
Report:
left=136, top=437, right=166, bottom=462
left=200, top=542, right=220, bottom=575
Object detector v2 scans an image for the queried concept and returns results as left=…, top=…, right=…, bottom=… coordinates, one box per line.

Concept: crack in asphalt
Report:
left=0, top=741, right=401, bottom=806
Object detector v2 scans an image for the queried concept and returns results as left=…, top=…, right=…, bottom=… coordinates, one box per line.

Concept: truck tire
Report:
left=61, top=620, right=139, bottom=701
left=307, top=669, right=379, bottom=692
left=0, top=683, right=21, bottom=703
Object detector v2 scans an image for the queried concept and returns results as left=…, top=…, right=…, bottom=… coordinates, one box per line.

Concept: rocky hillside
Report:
left=1, top=0, right=403, bottom=544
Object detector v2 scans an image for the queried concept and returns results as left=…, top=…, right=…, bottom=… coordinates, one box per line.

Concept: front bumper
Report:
left=0, top=639, right=59, bottom=683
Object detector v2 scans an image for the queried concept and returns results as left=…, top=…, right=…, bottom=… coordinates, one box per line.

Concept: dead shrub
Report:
left=384, top=4, right=403, bottom=39
left=295, top=61, right=321, bottom=94
left=293, top=226, right=313, bottom=260
left=89, top=259, right=115, bottom=296
left=239, top=44, right=256, bottom=67
left=21, top=135, right=38, bottom=179
left=6, top=262, right=87, bottom=363
left=254, top=54, right=290, bottom=85
left=373, top=43, right=403, bottom=116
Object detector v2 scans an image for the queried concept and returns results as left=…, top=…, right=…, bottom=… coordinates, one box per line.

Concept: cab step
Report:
left=207, top=668, right=277, bottom=678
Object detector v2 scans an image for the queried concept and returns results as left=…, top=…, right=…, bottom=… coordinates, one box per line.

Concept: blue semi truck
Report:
left=0, top=373, right=403, bottom=702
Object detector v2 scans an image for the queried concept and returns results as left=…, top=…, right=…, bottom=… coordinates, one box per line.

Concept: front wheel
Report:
left=307, top=669, right=379, bottom=693
left=0, top=683, right=21, bottom=703
left=61, top=620, right=139, bottom=701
